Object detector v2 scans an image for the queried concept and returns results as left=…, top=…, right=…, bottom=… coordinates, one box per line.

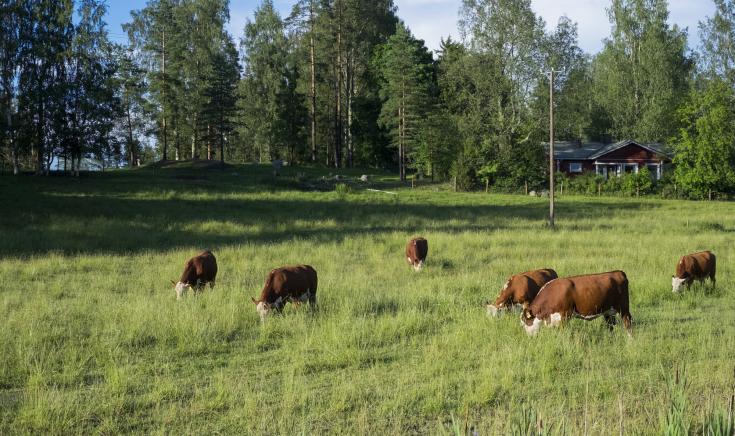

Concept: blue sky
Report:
left=105, top=0, right=715, bottom=54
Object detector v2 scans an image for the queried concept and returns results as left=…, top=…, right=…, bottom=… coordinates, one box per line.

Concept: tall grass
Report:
left=0, top=164, right=734, bottom=433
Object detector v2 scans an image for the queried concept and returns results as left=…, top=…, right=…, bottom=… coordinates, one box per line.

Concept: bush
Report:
left=334, top=183, right=351, bottom=199
left=624, top=167, right=654, bottom=196
left=452, top=152, right=479, bottom=191
left=566, top=172, right=605, bottom=195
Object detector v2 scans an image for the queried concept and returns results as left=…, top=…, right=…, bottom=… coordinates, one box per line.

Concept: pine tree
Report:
left=376, top=22, right=433, bottom=181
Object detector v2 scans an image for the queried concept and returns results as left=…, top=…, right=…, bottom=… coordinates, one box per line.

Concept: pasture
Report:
left=1, top=163, right=733, bottom=434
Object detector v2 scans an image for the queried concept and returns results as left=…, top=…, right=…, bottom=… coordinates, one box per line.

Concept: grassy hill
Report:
left=1, top=163, right=733, bottom=434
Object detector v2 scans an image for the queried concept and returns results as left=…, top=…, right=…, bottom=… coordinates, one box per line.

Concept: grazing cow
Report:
left=171, top=250, right=217, bottom=300
left=521, top=271, right=632, bottom=336
left=672, top=251, right=716, bottom=293
left=406, top=237, right=428, bottom=272
left=251, top=265, right=318, bottom=321
left=486, top=268, right=558, bottom=317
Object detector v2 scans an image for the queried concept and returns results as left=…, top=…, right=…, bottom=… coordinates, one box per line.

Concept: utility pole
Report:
left=548, top=69, right=559, bottom=229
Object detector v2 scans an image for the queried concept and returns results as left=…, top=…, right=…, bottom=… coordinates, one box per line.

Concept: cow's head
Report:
left=671, top=276, right=687, bottom=293
left=413, top=260, right=424, bottom=272
left=520, top=308, right=542, bottom=336
left=252, top=297, right=272, bottom=321
left=171, top=280, right=190, bottom=300
left=487, top=279, right=512, bottom=317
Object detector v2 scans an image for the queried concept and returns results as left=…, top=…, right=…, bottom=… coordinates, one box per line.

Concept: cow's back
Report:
left=568, top=271, right=628, bottom=315
left=677, top=251, right=715, bottom=279
left=406, top=237, right=428, bottom=260
left=270, top=265, right=317, bottom=297
left=523, top=268, right=558, bottom=289
left=195, top=251, right=218, bottom=282
left=530, top=271, right=627, bottom=317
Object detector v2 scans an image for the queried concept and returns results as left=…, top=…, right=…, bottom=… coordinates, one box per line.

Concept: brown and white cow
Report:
left=171, top=250, right=217, bottom=299
left=251, top=265, right=318, bottom=321
left=486, top=268, right=558, bottom=317
left=406, top=237, right=428, bottom=272
left=520, top=271, right=632, bottom=336
left=672, top=251, right=716, bottom=293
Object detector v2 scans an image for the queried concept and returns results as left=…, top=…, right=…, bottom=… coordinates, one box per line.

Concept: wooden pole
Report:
left=549, top=69, right=556, bottom=228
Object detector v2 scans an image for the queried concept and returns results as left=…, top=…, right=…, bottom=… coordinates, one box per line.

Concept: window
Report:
left=569, top=162, right=583, bottom=173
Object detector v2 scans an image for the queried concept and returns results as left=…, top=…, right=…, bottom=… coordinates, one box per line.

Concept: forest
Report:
left=1, top=0, right=735, bottom=198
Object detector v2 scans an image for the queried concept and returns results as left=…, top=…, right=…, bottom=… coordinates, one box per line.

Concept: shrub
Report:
left=624, top=167, right=654, bottom=196
left=452, top=152, right=479, bottom=191
left=334, top=183, right=351, bottom=199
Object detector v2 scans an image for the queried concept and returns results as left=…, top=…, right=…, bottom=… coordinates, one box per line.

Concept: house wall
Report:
left=598, top=144, right=661, bottom=162
left=556, top=144, right=670, bottom=177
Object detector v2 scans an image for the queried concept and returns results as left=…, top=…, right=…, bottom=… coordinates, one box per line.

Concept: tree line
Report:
left=1, top=0, right=735, bottom=198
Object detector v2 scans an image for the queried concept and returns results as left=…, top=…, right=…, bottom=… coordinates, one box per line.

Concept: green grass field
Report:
left=1, top=163, right=734, bottom=434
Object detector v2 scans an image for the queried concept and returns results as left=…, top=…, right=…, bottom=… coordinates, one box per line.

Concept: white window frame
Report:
left=568, top=162, right=583, bottom=173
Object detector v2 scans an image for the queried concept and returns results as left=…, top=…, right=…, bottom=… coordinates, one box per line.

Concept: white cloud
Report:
left=397, top=0, right=716, bottom=55
left=220, top=0, right=715, bottom=55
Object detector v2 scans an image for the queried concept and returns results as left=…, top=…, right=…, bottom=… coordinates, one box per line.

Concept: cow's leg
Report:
left=604, top=312, right=618, bottom=331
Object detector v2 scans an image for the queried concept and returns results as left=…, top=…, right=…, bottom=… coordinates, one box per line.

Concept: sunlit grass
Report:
left=0, top=163, right=733, bottom=433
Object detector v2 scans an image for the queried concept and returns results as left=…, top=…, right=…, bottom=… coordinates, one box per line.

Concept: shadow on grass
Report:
left=0, top=169, right=661, bottom=258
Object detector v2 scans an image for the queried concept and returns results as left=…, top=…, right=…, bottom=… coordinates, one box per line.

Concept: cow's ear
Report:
left=251, top=297, right=258, bottom=305
left=170, top=280, right=176, bottom=286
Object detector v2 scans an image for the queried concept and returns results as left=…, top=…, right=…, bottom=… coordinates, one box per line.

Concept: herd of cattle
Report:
left=170, top=239, right=717, bottom=336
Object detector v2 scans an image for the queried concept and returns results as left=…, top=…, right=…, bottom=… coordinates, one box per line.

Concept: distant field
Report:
left=1, top=163, right=733, bottom=434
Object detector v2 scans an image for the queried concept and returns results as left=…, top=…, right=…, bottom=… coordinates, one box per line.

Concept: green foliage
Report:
left=701, top=407, right=734, bottom=436
left=452, top=150, right=478, bottom=191
left=334, top=182, right=351, bottom=198
left=673, top=79, right=735, bottom=199
left=592, top=0, right=692, bottom=143
left=661, top=369, right=690, bottom=435
left=623, top=167, right=654, bottom=196
left=375, top=21, right=434, bottom=181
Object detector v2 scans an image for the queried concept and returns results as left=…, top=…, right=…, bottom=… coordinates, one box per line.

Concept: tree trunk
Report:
left=309, top=0, right=317, bottom=163
left=36, top=101, right=44, bottom=175
left=346, top=54, right=354, bottom=168
left=161, top=29, right=168, bottom=160
left=207, top=124, right=212, bottom=160
left=6, top=102, right=18, bottom=175
left=126, top=105, right=136, bottom=167
left=334, top=0, right=343, bottom=168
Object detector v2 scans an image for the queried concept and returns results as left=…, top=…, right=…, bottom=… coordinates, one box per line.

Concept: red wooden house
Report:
left=550, top=139, right=673, bottom=180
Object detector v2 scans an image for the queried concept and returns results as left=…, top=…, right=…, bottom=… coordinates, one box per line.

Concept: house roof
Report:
left=545, top=139, right=673, bottom=160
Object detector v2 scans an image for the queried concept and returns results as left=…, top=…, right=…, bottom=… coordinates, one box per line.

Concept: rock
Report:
left=360, top=174, right=368, bottom=182
left=529, top=190, right=536, bottom=196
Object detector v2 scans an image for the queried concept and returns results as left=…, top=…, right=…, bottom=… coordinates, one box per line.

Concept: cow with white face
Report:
left=171, top=250, right=217, bottom=300
left=486, top=268, right=557, bottom=317
left=521, top=271, right=632, bottom=337
left=406, top=237, right=428, bottom=272
left=672, top=251, right=716, bottom=293
left=251, top=265, right=318, bottom=321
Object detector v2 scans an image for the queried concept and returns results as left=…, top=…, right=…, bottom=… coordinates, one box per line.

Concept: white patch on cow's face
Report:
left=487, top=304, right=499, bottom=317
left=672, top=277, right=686, bottom=293
left=548, top=312, right=563, bottom=327
left=523, top=317, right=543, bottom=336
left=175, top=282, right=189, bottom=300
left=256, top=301, right=271, bottom=321
left=413, top=260, right=424, bottom=272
